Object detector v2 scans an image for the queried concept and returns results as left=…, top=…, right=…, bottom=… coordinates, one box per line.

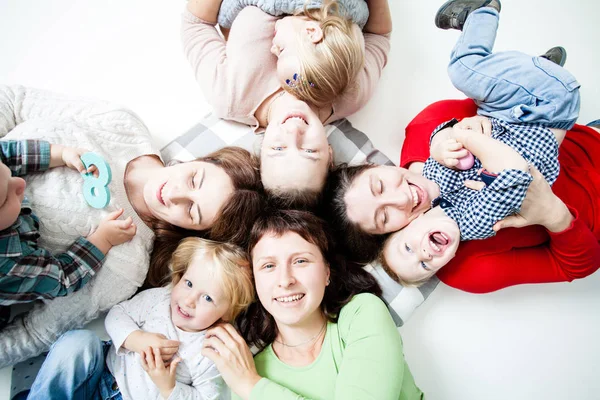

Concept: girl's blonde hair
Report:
left=169, top=237, right=255, bottom=321
left=288, top=0, right=365, bottom=108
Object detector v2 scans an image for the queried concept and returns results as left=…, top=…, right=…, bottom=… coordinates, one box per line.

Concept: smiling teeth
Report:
left=276, top=294, right=304, bottom=303
left=430, top=240, right=441, bottom=252
left=410, top=186, right=418, bottom=209
left=287, top=116, right=307, bottom=124
left=179, top=306, right=190, bottom=317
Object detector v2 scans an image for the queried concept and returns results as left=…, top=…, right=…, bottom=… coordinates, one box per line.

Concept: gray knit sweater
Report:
left=218, top=0, right=369, bottom=29
left=0, top=85, right=160, bottom=368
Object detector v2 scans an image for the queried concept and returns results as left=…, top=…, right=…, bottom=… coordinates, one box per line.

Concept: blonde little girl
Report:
left=25, top=237, right=254, bottom=400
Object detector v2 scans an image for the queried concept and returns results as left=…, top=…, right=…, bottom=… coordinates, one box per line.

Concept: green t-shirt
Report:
left=233, top=293, right=423, bottom=400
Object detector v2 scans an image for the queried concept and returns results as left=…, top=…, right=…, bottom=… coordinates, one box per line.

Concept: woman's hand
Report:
left=465, top=165, right=573, bottom=232
left=187, top=0, right=223, bottom=24
left=141, top=346, right=181, bottom=399
left=364, top=0, right=392, bottom=35
left=201, top=323, right=261, bottom=400
left=455, top=116, right=492, bottom=136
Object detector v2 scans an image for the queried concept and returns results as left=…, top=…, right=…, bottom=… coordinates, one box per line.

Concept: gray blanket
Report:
left=218, top=0, right=369, bottom=29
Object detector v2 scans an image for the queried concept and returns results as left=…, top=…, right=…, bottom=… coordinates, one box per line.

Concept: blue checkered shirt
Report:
left=422, top=119, right=559, bottom=241
left=0, top=140, right=104, bottom=306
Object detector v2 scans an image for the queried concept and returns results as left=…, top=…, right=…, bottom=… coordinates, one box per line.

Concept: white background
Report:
left=1, top=1, right=599, bottom=399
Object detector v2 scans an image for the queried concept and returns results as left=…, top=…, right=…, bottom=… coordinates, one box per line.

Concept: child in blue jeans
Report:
left=381, top=0, right=582, bottom=284
left=25, top=237, right=255, bottom=400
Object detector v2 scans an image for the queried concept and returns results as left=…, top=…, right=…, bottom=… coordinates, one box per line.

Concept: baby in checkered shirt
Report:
left=379, top=0, right=581, bottom=285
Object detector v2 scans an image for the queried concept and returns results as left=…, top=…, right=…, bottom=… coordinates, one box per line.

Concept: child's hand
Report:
left=124, top=330, right=180, bottom=361
left=141, top=346, right=181, bottom=399
left=87, top=209, right=136, bottom=254
left=49, top=144, right=95, bottom=173
left=455, top=116, right=492, bottom=136
left=430, top=136, right=470, bottom=168
left=62, top=146, right=94, bottom=173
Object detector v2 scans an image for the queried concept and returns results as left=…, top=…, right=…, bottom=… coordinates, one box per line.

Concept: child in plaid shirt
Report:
left=380, top=0, right=581, bottom=285
left=0, top=139, right=136, bottom=325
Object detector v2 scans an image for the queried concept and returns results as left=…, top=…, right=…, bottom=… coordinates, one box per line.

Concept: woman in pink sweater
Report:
left=182, top=0, right=391, bottom=208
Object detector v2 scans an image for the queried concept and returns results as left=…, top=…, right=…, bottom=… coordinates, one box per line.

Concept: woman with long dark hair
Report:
left=200, top=209, right=423, bottom=399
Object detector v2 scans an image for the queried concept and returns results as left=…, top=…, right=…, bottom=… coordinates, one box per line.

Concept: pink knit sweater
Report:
left=181, top=6, right=390, bottom=131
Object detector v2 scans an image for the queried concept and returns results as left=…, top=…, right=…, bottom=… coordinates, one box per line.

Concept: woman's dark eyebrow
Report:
left=196, top=168, right=205, bottom=225
left=369, top=174, right=376, bottom=197
left=369, top=175, right=381, bottom=230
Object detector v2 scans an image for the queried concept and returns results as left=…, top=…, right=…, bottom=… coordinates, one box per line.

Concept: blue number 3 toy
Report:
left=80, top=152, right=112, bottom=209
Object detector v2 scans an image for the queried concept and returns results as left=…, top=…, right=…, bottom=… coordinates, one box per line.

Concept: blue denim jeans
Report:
left=26, top=330, right=122, bottom=400
left=448, top=7, right=580, bottom=130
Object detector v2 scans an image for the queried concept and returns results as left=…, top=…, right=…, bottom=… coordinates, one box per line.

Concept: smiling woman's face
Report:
left=251, top=231, right=330, bottom=327
left=261, top=96, right=330, bottom=193
left=343, top=166, right=440, bottom=234
left=142, top=161, right=234, bottom=231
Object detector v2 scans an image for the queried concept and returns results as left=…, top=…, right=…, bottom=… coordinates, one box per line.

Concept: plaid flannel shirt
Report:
left=0, top=140, right=105, bottom=306
left=423, top=118, right=560, bottom=241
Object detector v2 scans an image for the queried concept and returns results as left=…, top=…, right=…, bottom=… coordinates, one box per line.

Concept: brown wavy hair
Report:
left=237, top=209, right=381, bottom=351
left=321, top=163, right=386, bottom=264
left=146, top=147, right=265, bottom=288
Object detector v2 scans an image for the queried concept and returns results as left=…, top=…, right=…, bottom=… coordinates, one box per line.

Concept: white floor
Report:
left=1, top=0, right=599, bottom=399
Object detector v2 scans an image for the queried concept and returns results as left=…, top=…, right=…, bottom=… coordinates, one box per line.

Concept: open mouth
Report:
left=409, top=183, right=423, bottom=212
left=428, top=231, right=450, bottom=254
left=156, top=182, right=167, bottom=206
left=274, top=293, right=305, bottom=303
left=282, top=114, right=308, bottom=125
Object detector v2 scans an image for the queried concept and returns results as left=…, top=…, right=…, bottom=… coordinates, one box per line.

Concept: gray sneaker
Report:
left=587, top=119, right=600, bottom=129
left=540, top=46, right=567, bottom=67
left=435, top=0, right=502, bottom=30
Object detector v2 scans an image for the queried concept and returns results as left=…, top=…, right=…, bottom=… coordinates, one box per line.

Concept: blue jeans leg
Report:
left=447, top=7, right=580, bottom=129
left=27, top=330, right=104, bottom=400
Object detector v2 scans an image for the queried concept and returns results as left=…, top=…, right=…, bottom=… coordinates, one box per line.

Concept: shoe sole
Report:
left=435, top=0, right=502, bottom=29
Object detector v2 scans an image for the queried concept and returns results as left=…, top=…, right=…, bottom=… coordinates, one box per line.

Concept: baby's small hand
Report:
left=125, top=331, right=180, bottom=361
left=141, top=347, right=181, bottom=399
left=455, top=116, right=492, bottom=136
left=87, top=209, right=136, bottom=254
left=431, top=137, right=470, bottom=169
left=98, top=208, right=137, bottom=246
left=61, top=146, right=95, bottom=174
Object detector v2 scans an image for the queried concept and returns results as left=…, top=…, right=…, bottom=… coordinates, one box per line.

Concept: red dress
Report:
left=400, top=99, right=600, bottom=293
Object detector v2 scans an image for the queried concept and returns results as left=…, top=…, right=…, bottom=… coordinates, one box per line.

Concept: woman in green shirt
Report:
left=201, top=209, right=423, bottom=399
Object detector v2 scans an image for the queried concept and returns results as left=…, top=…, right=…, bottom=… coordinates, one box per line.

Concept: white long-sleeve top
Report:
left=105, top=287, right=225, bottom=400
left=0, top=85, right=160, bottom=367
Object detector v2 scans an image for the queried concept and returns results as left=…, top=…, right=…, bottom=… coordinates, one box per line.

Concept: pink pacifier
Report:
left=455, top=151, right=474, bottom=170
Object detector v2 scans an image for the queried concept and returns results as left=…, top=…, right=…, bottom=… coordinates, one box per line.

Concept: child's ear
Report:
left=304, top=21, right=324, bottom=43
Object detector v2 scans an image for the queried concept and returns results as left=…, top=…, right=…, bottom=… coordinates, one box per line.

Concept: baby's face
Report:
left=0, top=162, right=26, bottom=231
left=170, top=252, right=230, bottom=332
left=383, top=207, right=460, bottom=283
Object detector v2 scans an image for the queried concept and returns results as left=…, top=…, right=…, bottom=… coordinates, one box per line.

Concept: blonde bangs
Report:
left=169, top=237, right=255, bottom=321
